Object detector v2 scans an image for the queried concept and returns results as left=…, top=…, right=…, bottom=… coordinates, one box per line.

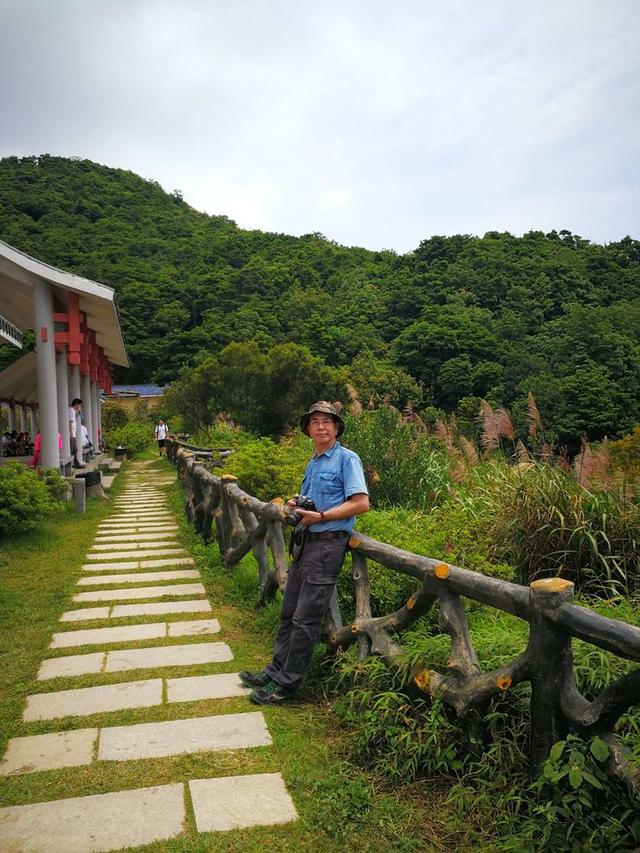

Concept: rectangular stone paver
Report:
left=0, top=783, right=185, bottom=852
left=111, top=600, right=212, bottom=617
left=81, top=557, right=194, bottom=571
left=24, top=679, right=163, bottom=721
left=97, top=522, right=178, bottom=529
left=60, top=606, right=111, bottom=622
left=189, top=773, right=298, bottom=832
left=38, top=652, right=105, bottom=680
left=38, top=641, right=231, bottom=681
left=95, top=532, right=178, bottom=543
left=95, top=528, right=178, bottom=536
left=90, top=543, right=181, bottom=552
left=50, top=623, right=167, bottom=648
left=84, top=549, right=185, bottom=561
left=0, top=729, right=97, bottom=775
left=138, top=557, right=194, bottom=568
left=96, top=528, right=176, bottom=536
left=106, top=517, right=175, bottom=525
left=77, top=569, right=199, bottom=586
left=167, top=672, right=250, bottom=704
left=111, top=511, right=173, bottom=518
left=105, top=641, right=233, bottom=672
left=167, top=619, right=220, bottom=637
left=80, top=560, right=138, bottom=572
left=98, top=711, right=270, bottom=761
left=114, top=496, right=166, bottom=501
left=73, top=582, right=205, bottom=602
left=113, top=495, right=167, bottom=502
left=60, top=600, right=212, bottom=621
left=105, top=520, right=175, bottom=528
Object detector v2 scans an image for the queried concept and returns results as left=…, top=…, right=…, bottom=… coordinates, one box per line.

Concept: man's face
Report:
left=307, top=414, right=338, bottom=446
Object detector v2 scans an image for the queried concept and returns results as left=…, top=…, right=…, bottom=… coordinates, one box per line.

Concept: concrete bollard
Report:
left=73, top=477, right=86, bottom=514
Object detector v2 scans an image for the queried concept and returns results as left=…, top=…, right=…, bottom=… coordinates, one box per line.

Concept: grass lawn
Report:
left=0, top=457, right=452, bottom=852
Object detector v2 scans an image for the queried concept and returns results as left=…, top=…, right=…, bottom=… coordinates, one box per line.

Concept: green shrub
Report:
left=341, top=503, right=513, bottom=617
left=321, top=602, right=640, bottom=851
left=38, top=467, right=70, bottom=502
left=343, top=407, right=453, bottom=509
left=224, top=432, right=310, bottom=501
left=487, top=463, right=640, bottom=594
left=105, top=421, right=152, bottom=457
left=0, top=463, right=62, bottom=537
left=101, top=401, right=129, bottom=432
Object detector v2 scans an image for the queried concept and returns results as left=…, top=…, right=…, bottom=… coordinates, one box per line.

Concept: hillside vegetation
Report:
left=1, top=154, right=640, bottom=449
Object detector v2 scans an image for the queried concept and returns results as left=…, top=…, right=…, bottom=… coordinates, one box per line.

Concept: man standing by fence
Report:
left=241, top=401, right=369, bottom=705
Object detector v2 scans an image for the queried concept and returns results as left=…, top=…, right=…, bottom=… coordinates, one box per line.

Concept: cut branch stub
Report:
left=435, top=562, right=450, bottom=579
left=528, top=577, right=576, bottom=772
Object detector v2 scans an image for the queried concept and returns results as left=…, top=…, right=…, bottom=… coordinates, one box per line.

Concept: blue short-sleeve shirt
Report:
left=300, top=441, right=368, bottom=533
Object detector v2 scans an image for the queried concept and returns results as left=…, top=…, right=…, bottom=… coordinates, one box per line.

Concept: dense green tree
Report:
left=1, top=155, right=639, bottom=444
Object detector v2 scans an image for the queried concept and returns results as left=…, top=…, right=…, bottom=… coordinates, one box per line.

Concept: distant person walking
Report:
left=154, top=419, right=168, bottom=456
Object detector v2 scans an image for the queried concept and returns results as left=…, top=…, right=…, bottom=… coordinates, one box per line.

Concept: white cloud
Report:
left=0, top=0, right=638, bottom=249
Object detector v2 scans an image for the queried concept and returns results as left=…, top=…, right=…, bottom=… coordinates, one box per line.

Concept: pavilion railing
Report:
left=166, top=435, right=640, bottom=790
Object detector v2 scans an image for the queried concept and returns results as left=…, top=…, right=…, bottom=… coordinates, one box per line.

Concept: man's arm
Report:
left=295, top=493, right=370, bottom=527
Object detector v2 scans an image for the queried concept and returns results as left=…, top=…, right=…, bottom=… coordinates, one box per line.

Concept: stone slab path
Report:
left=0, top=463, right=297, bottom=851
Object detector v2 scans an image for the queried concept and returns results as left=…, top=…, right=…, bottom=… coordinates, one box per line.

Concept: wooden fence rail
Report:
left=166, top=436, right=640, bottom=789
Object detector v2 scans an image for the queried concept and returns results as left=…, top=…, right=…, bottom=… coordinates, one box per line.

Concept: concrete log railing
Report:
left=167, top=436, right=640, bottom=787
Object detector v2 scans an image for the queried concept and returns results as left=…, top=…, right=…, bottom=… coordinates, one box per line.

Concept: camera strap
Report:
left=289, top=526, right=309, bottom=562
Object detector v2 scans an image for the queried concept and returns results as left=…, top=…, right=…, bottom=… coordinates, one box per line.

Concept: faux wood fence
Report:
left=167, top=436, right=640, bottom=788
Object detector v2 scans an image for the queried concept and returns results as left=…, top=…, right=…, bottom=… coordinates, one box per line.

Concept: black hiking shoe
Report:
left=239, top=670, right=271, bottom=689
left=250, top=680, right=296, bottom=706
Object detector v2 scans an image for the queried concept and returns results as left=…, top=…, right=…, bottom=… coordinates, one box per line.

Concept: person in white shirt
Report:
left=154, top=419, right=168, bottom=456
left=81, top=423, right=93, bottom=450
left=69, top=398, right=85, bottom=468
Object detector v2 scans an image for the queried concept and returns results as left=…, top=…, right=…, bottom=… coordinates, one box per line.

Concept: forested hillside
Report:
left=1, top=154, right=639, bottom=447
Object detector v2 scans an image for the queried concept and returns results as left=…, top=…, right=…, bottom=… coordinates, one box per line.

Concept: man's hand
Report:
left=294, top=509, right=323, bottom=527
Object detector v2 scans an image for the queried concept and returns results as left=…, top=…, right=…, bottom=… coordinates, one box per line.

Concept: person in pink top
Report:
left=30, top=432, right=63, bottom=468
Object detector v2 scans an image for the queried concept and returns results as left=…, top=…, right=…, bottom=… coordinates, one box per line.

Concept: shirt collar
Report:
left=314, top=440, right=340, bottom=459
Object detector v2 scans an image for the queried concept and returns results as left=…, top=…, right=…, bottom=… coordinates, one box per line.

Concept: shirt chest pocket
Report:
left=318, top=471, right=342, bottom=497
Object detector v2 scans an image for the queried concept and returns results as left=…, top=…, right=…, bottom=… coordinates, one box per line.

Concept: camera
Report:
left=285, top=495, right=316, bottom=526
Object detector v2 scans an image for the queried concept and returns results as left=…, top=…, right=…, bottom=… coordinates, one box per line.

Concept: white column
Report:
left=29, top=405, right=37, bottom=437
left=8, top=402, right=15, bottom=432
left=81, top=372, right=92, bottom=457
left=56, top=350, right=71, bottom=462
left=19, top=404, right=26, bottom=432
left=97, top=387, right=103, bottom=449
left=34, top=280, right=59, bottom=468
left=68, top=365, right=81, bottom=459
left=90, top=381, right=99, bottom=451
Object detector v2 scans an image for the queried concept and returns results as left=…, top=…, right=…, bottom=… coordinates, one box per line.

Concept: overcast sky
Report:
left=1, top=0, right=638, bottom=251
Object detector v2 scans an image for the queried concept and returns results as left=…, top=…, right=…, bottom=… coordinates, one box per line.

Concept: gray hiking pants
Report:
left=264, top=536, right=348, bottom=690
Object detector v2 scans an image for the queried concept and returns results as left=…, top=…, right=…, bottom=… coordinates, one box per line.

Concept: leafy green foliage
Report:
left=0, top=463, right=62, bottom=537
left=104, top=420, right=152, bottom=457
left=1, top=156, right=638, bottom=447
left=37, top=467, right=70, bottom=502
left=487, top=463, right=640, bottom=593
left=343, top=407, right=453, bottom=509
left=319, top=607, right=640, bottom=851
left=100, top=401, right=129, bottom=432
left=610, top=425, right=640, bottom=478
left=165, top=340, right=346, bottom=436
left=223, top=433, right=310, bottom=501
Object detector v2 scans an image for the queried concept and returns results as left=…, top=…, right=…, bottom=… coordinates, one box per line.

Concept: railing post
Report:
left=73, top=477, right=86, bottom=514
left=528, top=578, right=575, bottom=771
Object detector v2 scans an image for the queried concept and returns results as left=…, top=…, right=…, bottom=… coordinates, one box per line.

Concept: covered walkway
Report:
left=0, top=240, right=128, bottom=469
